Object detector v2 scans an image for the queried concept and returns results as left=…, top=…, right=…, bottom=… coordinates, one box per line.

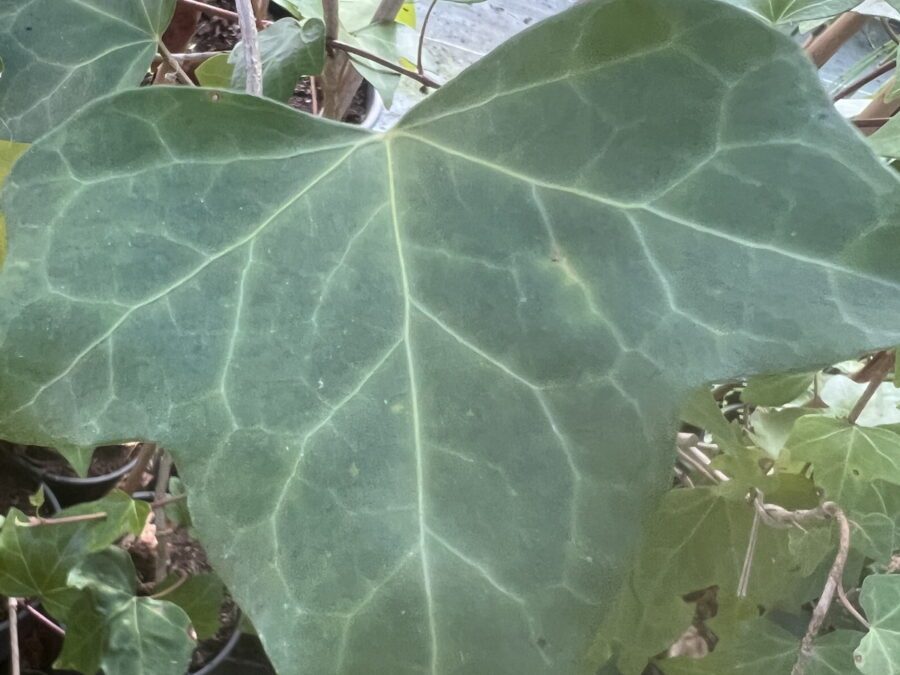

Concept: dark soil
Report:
left=190, top=0, right=371, bottom=122
left=18, top=443, right=137, bottom=479
left=0, top=452, right=47, bottom=517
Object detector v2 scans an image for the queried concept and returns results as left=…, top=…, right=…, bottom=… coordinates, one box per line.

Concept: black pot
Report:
left=190, top=616, right=242, bottom=675
left=14, top=451, right=139, bottom=508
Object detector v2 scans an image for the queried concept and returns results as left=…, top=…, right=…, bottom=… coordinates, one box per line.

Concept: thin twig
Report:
left=737, top=506, right=761, bottom=598
left=848, top=351, right=894, bottom=424
left=152, top=51, right=223, bottom=66
left=154, top=452, right=175, bottom=585
left=235, top=0, right=263, bottom=95
left=8, top=598, right=19, bottom=675
left=833, top=58, right=896, bottom=101
left=309, top=75, right=319, bottom=115
left=329, top=39, right=441, bottom=89
left=157, top=40, right=195, bottom=85
left=417, top=0, right=439, bottom=75
left=836, top=582, right=870, bottom=629
left=792, top=503, right=850, bottom=675
left=19, top=512, right=107, bottom=527
left=177, top=0, right=270, bottom=28
left=151, top=493, right=187, bottom=509
left=24, top=604, right=65, bottom=636
left=676, top=448, right=720, bottom=484
left=150, top=571, right=189, bottom=599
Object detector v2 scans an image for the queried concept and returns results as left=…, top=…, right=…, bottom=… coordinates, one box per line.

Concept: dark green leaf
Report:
left=743, top=372, right=814, bottom=407
left=156, top=572, right=225, bottom=640
left=0, top=491, right=149, bottom=618
left=231, top=18, right=326, bottom=102
left=58, top=547, right=195, bottom=675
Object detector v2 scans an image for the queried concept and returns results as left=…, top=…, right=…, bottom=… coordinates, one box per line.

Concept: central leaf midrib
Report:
left=384, top=137, right=438, bottom=673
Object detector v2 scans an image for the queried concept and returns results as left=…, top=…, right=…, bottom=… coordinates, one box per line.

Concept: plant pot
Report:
left=13, top=446, right=140, bottom=508
left=359, top=81, right=384, bottom=130
left=190, top=614, right=242, bottom=675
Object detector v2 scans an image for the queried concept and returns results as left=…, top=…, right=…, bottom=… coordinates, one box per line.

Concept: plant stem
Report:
left=157, top=40, right=195, bottom=85
left=151, top=493, right=187, bottom=509
left=805, top=12, right=867, bottom=68
left=177, top=0, right=270, bottom=28
left=121, top=442, right=156, bottom=494
left=150, top=571, right=188, bottom=599
left=153, top=51, right=223, bottom=66
left=792, top=504, right=850, bottom=675
left=7, top=598, right=19, bottom=675
left=154, top=452, right=175, bottom=585
left=20, top=512, right=107, bottom=527
left=737, top=506, right=760, bottom=598
left=310, top=75, right=320, bottom=115
left=416, top=0, right=439, bottom=76
left=235, top=0, right=263, bottom=95
left=836, top=583, right=870, bottom=629
left=848, top=351, right=894, bottom=424
left=24, top=604, right=65, bottom=636
left=329, top=40, right=441, bottom=89
left=833, top=58, right=896, bottom=101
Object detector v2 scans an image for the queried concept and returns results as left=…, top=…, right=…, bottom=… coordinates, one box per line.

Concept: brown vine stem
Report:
left=157, top=40, right=195, bottom=85
left=329, top=40, right=441, bottom=89
left=154, top=452, right=175, bottom=585
left=235, top=0, right=263, bottom=95
left=792, top=503, right=851, bottom=675
left=152, top=493, right=187, bottom=509
left=150, top=571, right=188, bottom=599
left=417, top=0, right=439, bottom=76
left=833, top=59, right=896, bottom=102
left=848, top=351, right=894, bottom=425
left=7, top=598, right=19, bottom=675
left=805, top=12, right=867, bottom=68
left=177, top=0, right=270, bottom=28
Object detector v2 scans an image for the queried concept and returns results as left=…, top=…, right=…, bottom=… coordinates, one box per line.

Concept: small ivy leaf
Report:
left=0, top=0, right=175, bottom=142
left=230, top=18, right=326, bottom=103
left=749, top=407, right=816, bottom=459
left=195, top=54, right=234, bottom=89
left=661, top=617, right=861, bottom=674
left=0, top=490, right=150, bottom=619
left=59, top=547, right=195, bottom=675
left=27, top=484, right=44, bottom=509
left=743, top=372, right=815, bottom=407
left=680, top=388, right=745, bottom=453
left=589, top=487, right=819, bottom=673
left=855, top=574, right=900, bottom=674
left=155, top=572, right=226, bottom=640
left=722, top=0, right=862, bottom=23
left=784, top=417, right=900, bottom=507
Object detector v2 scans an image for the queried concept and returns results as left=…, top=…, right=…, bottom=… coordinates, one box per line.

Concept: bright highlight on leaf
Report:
left=3, top=0, right=900, bottom=672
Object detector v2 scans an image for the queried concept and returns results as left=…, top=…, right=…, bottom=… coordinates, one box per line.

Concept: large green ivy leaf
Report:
left=0, top=490, right=149, bottom=618
left=0, top=0, right=175, bottom=142
left=4, top=0, right=900, bottom=671
left=855, top=574, right=900, bottom=674
left=58, top=547, right=195, bottom=675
